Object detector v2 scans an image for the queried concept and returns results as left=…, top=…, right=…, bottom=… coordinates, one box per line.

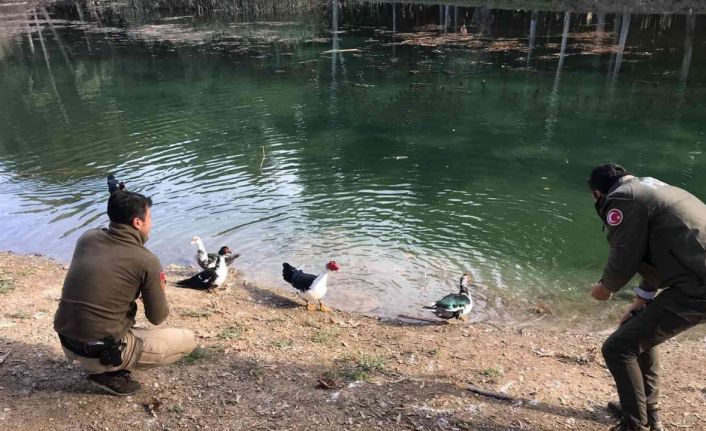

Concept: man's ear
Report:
left=132, top=217, right=143, bottom=230
left=592, top=190, right=602, bottom=202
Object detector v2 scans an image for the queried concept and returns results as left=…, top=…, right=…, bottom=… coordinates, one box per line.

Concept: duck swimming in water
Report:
left=424, top=273, right=474, bottom=320
left=107, top=174, right=126, bottom=194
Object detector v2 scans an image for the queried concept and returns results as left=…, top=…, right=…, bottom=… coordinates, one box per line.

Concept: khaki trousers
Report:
left=62, top=327, right=196, bottom=374
left=602, top=288, right=706, bottom=428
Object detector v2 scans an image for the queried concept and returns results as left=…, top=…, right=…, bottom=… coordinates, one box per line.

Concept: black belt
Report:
left=58, top=334, right=124, bottom=366
left=59, top=334, right=102, bottom=358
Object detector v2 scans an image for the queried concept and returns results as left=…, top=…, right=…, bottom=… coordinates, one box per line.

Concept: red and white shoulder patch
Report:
left=606, top=209, right=623, bottom=226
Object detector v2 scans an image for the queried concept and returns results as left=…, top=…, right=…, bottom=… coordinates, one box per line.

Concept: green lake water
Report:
left=0, top=2, right=705, bottom=322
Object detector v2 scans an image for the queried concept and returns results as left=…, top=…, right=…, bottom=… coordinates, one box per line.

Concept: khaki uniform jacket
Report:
left=598, top=176, right=706, bottom=302
left=54, top=222, right=169, bottom=343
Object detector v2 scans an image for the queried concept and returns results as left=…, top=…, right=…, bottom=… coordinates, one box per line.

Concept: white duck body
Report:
left=297, top=271, right=329, bottom=303
left=176, top=255, right=229, bottom=290
left=191, top=236, right=211, bottom=268
left=213, top=255, right=229, bottom=286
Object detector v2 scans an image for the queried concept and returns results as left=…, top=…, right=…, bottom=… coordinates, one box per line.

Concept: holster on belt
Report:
left=59, top=334, right=125, bottom=367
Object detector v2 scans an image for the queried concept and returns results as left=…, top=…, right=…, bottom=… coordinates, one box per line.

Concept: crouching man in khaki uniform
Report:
left=54, top=190, right=196, bottom=395
left=588, top=163, right=706, bottom=431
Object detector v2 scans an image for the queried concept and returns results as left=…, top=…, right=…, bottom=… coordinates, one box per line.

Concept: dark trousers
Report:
left=602, top=288, right=706, bottom=427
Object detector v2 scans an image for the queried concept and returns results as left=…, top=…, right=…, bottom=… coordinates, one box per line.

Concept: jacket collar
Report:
left=606, top=175, right=637, bottom=196
left=107, top=222, right=147, bottom=245
left=595, top=175, right=638, bottom=226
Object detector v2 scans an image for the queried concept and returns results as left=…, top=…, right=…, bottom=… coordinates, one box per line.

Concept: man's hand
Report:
left=591, top=281, right=613, bottom=301
left=619, top=297, right=649, bottom=325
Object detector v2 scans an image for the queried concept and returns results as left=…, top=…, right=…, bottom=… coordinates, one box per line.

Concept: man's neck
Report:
left=107, top=222, right=147, bottom=245
left=607, top=175, right=637, bottom=195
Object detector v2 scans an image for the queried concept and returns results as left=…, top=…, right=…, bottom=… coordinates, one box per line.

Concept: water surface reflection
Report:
left=0, top=2, right=704, bottom=323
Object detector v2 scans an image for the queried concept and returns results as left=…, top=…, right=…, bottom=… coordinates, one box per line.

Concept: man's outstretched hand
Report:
left=591, top=281, right=613, bottom=301
left=619, top=297, right=649, bottom=325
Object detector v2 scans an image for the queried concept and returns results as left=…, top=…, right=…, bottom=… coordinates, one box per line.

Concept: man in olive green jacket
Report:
left=589, top=163, right=706, bottom=431
left=54, top=190, right=196, bottom=395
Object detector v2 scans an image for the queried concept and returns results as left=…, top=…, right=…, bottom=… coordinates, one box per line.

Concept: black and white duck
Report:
left=282, top=261, right=340, bottom=312
left=191, top=236, right=240, bottom=269
left=107, top=174, right=126, bottom=194
left=423, top=273, right=474, bottom=320
left=176, top=248, right=230, bottom=290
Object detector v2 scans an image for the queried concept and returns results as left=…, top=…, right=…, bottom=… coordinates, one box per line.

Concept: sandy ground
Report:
left=0, top=251, right=705, bottom=431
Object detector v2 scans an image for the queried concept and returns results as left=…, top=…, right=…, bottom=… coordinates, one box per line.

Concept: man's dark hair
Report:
left=107, top=190, right=153, bottom=224
left=587, top=163, right=631, bottom=194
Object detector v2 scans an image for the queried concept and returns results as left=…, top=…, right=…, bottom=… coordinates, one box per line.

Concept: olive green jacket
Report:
left=598, top=176, right=706, bottom=298
left=54, top=222, right=169, bottom=343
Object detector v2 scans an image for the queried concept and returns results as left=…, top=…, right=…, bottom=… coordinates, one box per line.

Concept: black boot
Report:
left=87, top=370, right=141, bottom=396
left=610, top=418, right=650, bottom=431
left=607, top=401, right=665, bottom=431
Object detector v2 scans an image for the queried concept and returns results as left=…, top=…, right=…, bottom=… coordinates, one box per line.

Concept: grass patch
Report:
left=480, top=367, right=504, bottom=378
left=180, top=309, right=212, bottom=318
left=239, top=358, right=265, bottom=377
left=217, top=325, right=243, bottom=340
left=356, top=354, right=386, bottom=373
left=271, top=339, right=293, bottom=350
left=17, top=268, right=36, bottom=278
left=166, top=404, right=184, bottom=414
left=9, top=311, right=31, bottom=320
left=0, top=276, right=15, bottom=295
left=321, top=369, right=339, bottom=381
left=427, top=348, right=440, bottom=357
left=303, top=319, right=321, bottom=328
left=339, top=367, right=369, bottom=381
left=311, top=328, right=339, bottom=345
left=338, top=352, right=386, bottom=381
left=182, top=347, right=210, bottom=365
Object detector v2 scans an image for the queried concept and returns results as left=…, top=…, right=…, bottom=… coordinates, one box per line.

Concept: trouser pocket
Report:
left=121, top=330, right=145, bottom=371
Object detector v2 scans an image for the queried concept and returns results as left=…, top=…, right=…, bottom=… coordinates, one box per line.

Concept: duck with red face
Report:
left=282, top=261, right=341, bottom=312
left=190, top=236, right=240, bottom=269
left=176, top=245, right=233, bottom=291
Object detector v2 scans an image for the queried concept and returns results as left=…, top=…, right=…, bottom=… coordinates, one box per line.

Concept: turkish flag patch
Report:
left=606, top=209, right=623, bottom=226
left=160, top=272, right=167, bottom=283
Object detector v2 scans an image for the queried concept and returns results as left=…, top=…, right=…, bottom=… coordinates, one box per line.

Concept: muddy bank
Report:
left=0, top=251, right=705, bottom=430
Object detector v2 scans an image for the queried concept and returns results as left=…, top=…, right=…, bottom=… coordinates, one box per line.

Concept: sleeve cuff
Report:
left=600, top=270, right=632, bottom=293
left=637, top=278, right=658, bottom=292
left=634, top=286, right=657, bottom=300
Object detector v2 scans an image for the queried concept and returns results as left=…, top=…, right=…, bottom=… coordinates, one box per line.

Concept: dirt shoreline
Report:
left=0, top=251, right=705, bottom=430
